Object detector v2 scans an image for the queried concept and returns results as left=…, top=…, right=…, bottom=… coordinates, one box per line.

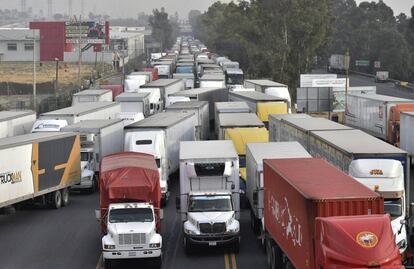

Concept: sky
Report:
left=0, top=0, right=412, bottom=19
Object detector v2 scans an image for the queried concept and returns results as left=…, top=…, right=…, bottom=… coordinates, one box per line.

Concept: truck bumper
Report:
left=185, top=233, right=240, bottom=247
left=71, top=181, right=93, bottom=190
left=103, top=248, right=161, bottom=260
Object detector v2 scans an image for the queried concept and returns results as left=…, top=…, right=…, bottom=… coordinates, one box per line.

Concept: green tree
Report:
left=149, top=8, right=175, bottom=51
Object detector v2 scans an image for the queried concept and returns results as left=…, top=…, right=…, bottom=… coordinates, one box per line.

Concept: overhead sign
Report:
left=300, top=74, right=337, bottom=88
left=65, top=21, right=107, bottom=44
left=355, top=60, right=370, bottom=67
left=311, top=78, right=346, bottom=88
left=374, top=61, right=381, bottom=68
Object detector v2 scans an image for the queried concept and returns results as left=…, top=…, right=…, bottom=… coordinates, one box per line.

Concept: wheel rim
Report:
left=62, top=189, right=69, bottom=204
left=55, top=192, right=61, bottom=207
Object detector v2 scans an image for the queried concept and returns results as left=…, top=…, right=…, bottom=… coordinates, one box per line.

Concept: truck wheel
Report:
left=89, top=179, right=97, bottom=194
left=51, top=190, right=62, bottom=209
left=271, top=244, right=283, bottom=269
left=250, top=211, right=259, bottom=235
left=184, top=237, right=193, bottom=255
left=104, top=259, right=112, bottom=269
left=266, top=238, right=275, bottom=268
left=153, top=256, right=162, bottom=269
left=61, top=188, right=70, bottom=207
left=232, top=237, right=240, bottom=254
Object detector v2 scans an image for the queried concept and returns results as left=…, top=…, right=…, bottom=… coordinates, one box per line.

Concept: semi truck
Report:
left=165, top=101, right=209, bottom=140
left=243, top=79, right=291, bottom=113
left=345, top=93, right=414, bottom=140
left=387, top=104, right=414, bottom=146
left=400, top=111, right=414, bottom=157
left=268, top=114, right=311, bottom=142
left=0, top=111, right=36, bottom=139
left=376, top=71, right=389, bottom=82
left=72, top=89, right=113, bottom=105
left=168, top=87, right=228, bottom=121
left=141, top=79, right=184, bottom=108
left=177, top=140, right=240, bottom=254
left=246, top=142, right=311, bottom=244
left=199, top=74, right=226, bottom=88
left=124, top=112, right=197, bottom=204
left=308, top=129, right=410, bottom=254
left=61, top=119, right=124, bottom=192
left=99, top=152, right=162, bottom=269
left=115, top=92, right=151, bottom=117
left=0, top=132, right=81, bottom=210
left=264, top=158, right=402, bottom=269
left=173, top=73, right=195, bottom=89
left=214, top=102, right=250, bottom=135
left=229, top=91, right=289, bottom=127
left=225, top=68, right=244, bottom=90
left=328, top=54, right=348, bottom=73
left=217, top=113, right=265, bottom=140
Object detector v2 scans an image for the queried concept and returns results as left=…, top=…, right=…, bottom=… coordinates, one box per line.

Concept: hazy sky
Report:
left=0, top=0, right=412, bottom=19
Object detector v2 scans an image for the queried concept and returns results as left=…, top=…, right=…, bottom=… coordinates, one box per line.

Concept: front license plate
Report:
left=209, top=242, right=217, bottom=246
left=128, top=252, right=137, bottom=257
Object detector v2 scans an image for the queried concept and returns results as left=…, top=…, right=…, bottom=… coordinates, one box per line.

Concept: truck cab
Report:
left=102, top=203, right=162, bottom=269
left=225, top=68, right=244, bottom=90
left=124, top=131, right=168, bottom=202
left=71, top=147, right=96, bottom=192
left=349, top=159, right=407, bottom=254
left=31, top=119, right=68, bottom=133
left=138, top=88, right=162, bottom=115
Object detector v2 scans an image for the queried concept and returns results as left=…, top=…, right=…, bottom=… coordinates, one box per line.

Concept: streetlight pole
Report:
left=32, top=29, right=37, bottom=112
left=55, top=58, right=59, bottom=94
left=345, top=49, right=350, bottom=118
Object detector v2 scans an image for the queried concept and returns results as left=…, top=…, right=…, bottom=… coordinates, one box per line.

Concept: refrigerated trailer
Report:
left=72, top=89, right=113, bottom=105
left=243, top=79, right=291, bottom=111
left=0, top=111, right=36, bottom=139
left=115, top=92, right=151, bottom=117
left=400, top=111, right=414, bottom=156
left=264, top=158, right=402, bottom=269
left=141, top=79, right=184, bottom=108
left=0, top=132, right=81, bottom=209
left=217, top=113, right=264, bottom=140
left=345, top=93, right=414, bottom=140
left=165, top=101, right=209, bottom=140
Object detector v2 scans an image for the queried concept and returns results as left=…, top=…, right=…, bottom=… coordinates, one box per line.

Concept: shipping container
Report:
left=165, top=101, right=209, bottom=140
left=217, top=113, right=264, bottom=140
left=346, top=93, right=414, bottom=140
left=72, top=89, right=113, bottom=105
left=0, top=111, right=36, bottom=139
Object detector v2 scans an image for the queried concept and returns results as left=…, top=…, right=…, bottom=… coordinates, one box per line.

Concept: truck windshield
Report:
left=384, top=198, right=402, bottom=218
left=81, top=152, right=89, bottom=162
left=226, top=74, right=243, bottom=85
left=109, top=208, right=154, bottom=223
left=239, top=155, right=246, bottom=168
left=189, top=195, right=233, bottom=212
left=176, top=66, right=193, bottom=73
left=195, top=163, right=225, bottom=176
left=155, top=158, right=161, bottom=168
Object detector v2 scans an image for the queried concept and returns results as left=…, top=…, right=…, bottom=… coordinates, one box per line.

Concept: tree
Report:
left=149, top=8, right=176, bottom=51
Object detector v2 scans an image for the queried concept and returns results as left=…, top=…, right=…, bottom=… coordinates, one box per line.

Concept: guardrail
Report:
left=350, top=70, right=414, bottom=90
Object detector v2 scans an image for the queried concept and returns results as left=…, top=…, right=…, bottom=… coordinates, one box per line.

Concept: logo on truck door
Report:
left=356, top=231, right=378, bottom=248
left=0, top=171, right=22, bottom=185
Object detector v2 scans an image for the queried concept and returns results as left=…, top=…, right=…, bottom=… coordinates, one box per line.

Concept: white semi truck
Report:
left=178, top=140, right=240, bottom=254
left=141, top=79, right=184, bottom=109
left=124, top=112, right=197, bottom=204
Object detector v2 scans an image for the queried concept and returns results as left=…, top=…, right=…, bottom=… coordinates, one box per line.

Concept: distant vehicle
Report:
left=225, top=68, right=244, bottom=90
left=98, top=152, right=162, bottom=269
left=376, top=71, right=389, bottom=82
left=0, top=111, right=36, bottom=139
left=328, top=54, right=348, bottom=73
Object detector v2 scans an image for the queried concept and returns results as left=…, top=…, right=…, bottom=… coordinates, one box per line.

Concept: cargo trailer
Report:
left=345, top=93, right=414, bottom=140
left=115, top=92, right=151, bottom=117
left=400, top=111, right=414, bottom=156
left=199, top=73, right=226, bottom=88
left=0, top=132, right=81, bottom=209
left=268, top=114, right=312, bottom=142
left=98, top=84, right=123, bottom=100
left=0, top=111, right=36, bottom=139
left=388, top=104, right=414, bottom=146
left=217, top=113, right=264, bottom=140
left=173, top=73, right=195, bottom=89
left=141, top=79, right=184, bottom=108
left=72, top=89, right=113, bottom=105
left=264, top=158, right=401, bottom=269
left=165, top=101, right=209, bottom=140
left=214, top=102, right=250, bottom=135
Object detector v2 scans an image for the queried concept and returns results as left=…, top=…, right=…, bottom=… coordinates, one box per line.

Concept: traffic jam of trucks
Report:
left=2, top=35, right=414, bottom=269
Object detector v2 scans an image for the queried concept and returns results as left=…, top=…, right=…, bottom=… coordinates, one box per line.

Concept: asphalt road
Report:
left=0, top=175, right=267, bottom=269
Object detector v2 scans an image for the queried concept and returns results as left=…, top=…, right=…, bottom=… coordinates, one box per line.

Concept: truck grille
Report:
left=199, top=222, right=226, bottom=234
left=118, top=233, right=146, bottom=245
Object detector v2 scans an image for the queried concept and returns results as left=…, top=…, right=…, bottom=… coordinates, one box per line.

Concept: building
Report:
left=0, top=28, right=40, bottom=62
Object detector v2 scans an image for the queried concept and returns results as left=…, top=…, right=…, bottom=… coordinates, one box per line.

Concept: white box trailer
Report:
left=0, top=111, right=36, bottom=139
left=72, top=89, right=113, bottom=105
left=115, top=92, right=151, bottom=117
left=214, top=102, right=250, bottom=135
left=169, top=87, right=228, bottom=121
left=199, top=73, right=226, bottom=88
left=268, top=113, right=312, bottom=142
left=173, top=73, right=195, bottom=89
left=246, top=142, right=311, bottom=238
left=178, top=140, right=240, bottom=253
left=400, top=111, right=414, bottom=156
left=39, top=102, right=121, bottom=125
left=0, top=132, right=81, bottom=209
left=165, top=101, right=209, bottom=140
left=61, top=119, right=124, bottom=174
left=141, top=79, right=184, bottom=108
left=124, top=112, right=197, bottom=201
left=275, top=116, right=352, bottom=150
left=345, top=93, right=414, bottom=140
left=217, top=113, right=264, bottom=140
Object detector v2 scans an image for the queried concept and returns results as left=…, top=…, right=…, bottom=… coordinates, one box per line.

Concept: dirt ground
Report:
left=0, top=62, right=97, bottom=86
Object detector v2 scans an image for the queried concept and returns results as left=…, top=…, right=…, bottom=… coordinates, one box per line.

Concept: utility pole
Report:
left=344, top=49, right=350, bottom=117
left=76, top=15, right=82, bottom=89
left=31, top=30, right=37, bottom=112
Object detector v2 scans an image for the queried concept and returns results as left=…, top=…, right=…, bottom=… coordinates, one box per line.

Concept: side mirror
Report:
left=400, top=219, right=407, bottom=225
left=253, top=191, right=258, bottom=206
left=95, top=209, right=101, bottom=221
left=159, top=209, right=164, bottom=220
left=176, top=196, right=181, bottom=211
left=410, top=203, right=414, bottom=216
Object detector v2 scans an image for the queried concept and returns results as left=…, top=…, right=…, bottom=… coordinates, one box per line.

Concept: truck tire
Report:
left=104, top=259, right=112, bottom=269
left=184, top=236, right=193, bottom=255
left=153, top=256, right=162, bottom=269
left=89, top=179, right=97, bottom=194
left=232, top=237, right=240, bottom=254
left=50, top=190, right=62, bottom=209
left=250, top=211, right=260, bottom=235
left=266, top=238, right=275, bottom=268
left=61, top=188, right=70, bottom=207
left=271, top=244, right=283, bottom=269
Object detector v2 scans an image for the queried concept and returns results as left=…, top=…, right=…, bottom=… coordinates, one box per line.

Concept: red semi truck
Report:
left=99, top=152, right=162, bottom=269
left=263, top=158, right=403, bottom=269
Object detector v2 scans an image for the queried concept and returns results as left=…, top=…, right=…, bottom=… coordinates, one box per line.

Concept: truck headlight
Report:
left=228, top=226, right=239, bottom=233
left=149, top=243, right=161, bottom=248
left=104, top=244, right=115, bottom=250
left=397, top=239, right=406, bottom=249
left=184, top=227, right=197, bottom=235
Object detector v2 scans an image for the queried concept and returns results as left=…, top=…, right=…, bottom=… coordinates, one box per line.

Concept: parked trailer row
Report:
left=0, top=111, right=36, bottom=139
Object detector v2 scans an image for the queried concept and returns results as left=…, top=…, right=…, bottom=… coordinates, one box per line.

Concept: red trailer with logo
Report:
left=263, top=158, right=403, bottom=269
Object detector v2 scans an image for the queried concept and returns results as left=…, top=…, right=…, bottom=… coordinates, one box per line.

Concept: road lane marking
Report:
left=96, top=254, right=102, bottom=269
left=224, top=252, right=230, bottom=269
left=231, top=253, right=237, bottom=269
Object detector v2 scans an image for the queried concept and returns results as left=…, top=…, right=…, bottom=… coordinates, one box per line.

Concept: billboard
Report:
left=65, top=21, right=107, bottom=44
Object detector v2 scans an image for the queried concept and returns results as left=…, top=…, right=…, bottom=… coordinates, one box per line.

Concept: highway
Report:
left=0, top=174, right=267, bottom=269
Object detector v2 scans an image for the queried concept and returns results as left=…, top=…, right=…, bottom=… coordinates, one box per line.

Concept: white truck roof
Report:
left=218, top=113, right=264, bottom=128
left=73, top=89, right=111, bottom=96
left=0, top=132, right=76, bottom=150
left=125, top=111, right=195, bottom=129
left=199, top=74, right=225, bottom=81
left=229, top=91, right=285, bottom=101
left=166, top=101, right=208, bottom=109
left=282, top=117, right=352, bottom=132
left=61, top=119, right=123, bottom=133
left=115, top=92, right=150, bottom=102
left=40, top=102, right=118, bottom=117
left=169, top=87, right=225, bottom=97
left=215, top=102, right=250, bottom=113
left=0, top=110, right=35, bottom=122
left=180, top=140, right=238, bottom=160
left=244, top=79, right=287, bottom=87
left=348, top=93, right=413, bottom=103
left=269, top=113, right=311, bottom=122
left=141, top=79, right=181, bottom=88
left=226, top=68, right=243, bottom=75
